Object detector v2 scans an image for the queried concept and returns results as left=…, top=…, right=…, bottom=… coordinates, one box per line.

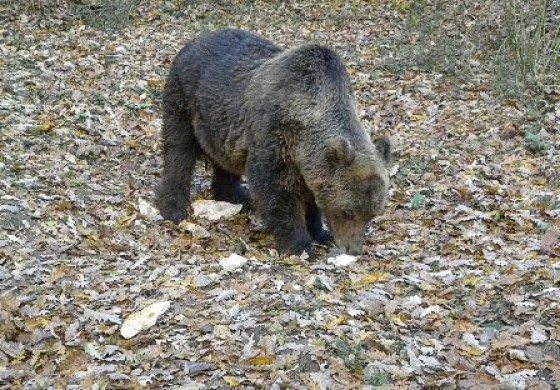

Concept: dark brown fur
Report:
left=157, top=29, right=393, bottom=255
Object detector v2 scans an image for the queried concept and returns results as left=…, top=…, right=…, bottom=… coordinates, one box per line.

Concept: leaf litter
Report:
left=0, top=1, right=559, bottom=389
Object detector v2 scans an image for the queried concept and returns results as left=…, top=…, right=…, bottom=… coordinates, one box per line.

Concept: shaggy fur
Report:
left=157, top=29, right=392, bottom=255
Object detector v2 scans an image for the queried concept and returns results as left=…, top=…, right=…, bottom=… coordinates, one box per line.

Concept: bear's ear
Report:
left=327, top=137, right=356, bottom=165
left=372, top=135, right=392, bottom=165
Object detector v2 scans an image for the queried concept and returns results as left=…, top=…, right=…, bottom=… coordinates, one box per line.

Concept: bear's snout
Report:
left=339, top=238, right=364, bottom=255
left=328, top=217, right=367, bottom=255
left=346, top=247, right=363, bottom=256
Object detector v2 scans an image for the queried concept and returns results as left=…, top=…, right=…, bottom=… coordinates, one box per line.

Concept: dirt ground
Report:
left=1, top=1, right=559, bottom=389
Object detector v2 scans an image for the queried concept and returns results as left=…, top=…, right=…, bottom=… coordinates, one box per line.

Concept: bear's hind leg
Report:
left=157, top=103, right=199, bottom=223
left=211, top=166, right=252, bottom=211
left=306, top=203, right=334, bottom=245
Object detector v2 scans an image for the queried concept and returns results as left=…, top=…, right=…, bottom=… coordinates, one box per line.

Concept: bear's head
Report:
left=301, top=135, right=393, bottom=255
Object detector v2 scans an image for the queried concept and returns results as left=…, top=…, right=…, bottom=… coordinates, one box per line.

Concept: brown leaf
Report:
left=541, top=228, right=560, bottom=256
left=48, top=264, right=68, bottom=284
left=0, top=294, right=20, bottom=312
left=326, top=314, right=347, bottom=329
left=59, top=348, right=89, bottom=377
left=491, top=334, right=530, bottom=350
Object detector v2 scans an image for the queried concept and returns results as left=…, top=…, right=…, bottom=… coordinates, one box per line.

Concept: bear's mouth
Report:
left=327, top=215, right=367, bottom=255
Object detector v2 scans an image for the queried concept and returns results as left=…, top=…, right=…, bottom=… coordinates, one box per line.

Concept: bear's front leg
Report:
left=246, top=153, right=314, bottom=256
left=306, top=202, right=334, bottom=245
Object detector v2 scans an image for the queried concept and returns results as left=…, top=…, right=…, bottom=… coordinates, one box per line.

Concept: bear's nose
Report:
left=347, top=247, right=362, bottom=256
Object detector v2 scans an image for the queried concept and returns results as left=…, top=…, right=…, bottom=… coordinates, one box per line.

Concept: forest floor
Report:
left=1, top=1, right=559, bottom=389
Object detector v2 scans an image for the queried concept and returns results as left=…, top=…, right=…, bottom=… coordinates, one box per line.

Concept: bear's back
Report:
left=171, top=29, right=282, bottom=94
left=167, top=30, right=284, bottom=174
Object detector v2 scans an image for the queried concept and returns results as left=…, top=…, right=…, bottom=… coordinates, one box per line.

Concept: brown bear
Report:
left=157, top=29, right=393, bottom=255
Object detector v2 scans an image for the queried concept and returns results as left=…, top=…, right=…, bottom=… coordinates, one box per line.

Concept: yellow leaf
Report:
left=352, top=272, right=391, bottom=288
left=463, top=275, right=479, bottom=287
left=224, top=376, right=241, bottom=386
left=76, top=292, right=90, bottom=301
left=96, top=323, right=117, bottom=335
left=31, top=122, right=53, bottom=132
left=411, top=113, right=426, bottom=121
left=182, top=275, right=194, bottom=287
left=30, top=349, right=45, bottom=367
left=390, top=314, right=406, bottom=326
left=526, top=251, right=537, bottom=259
left=118, top=214, right=136, bottom=227
left=460, top=345, right=485, bottom=356
left=147, top=78, right=163, bottom=89
left=14, top=350, right=27, bottom=363
left=48, top=264, right=68, bottom=284
left=327, top=314, right=347, bottom=329
left=246, top=356, right=273, bottom=366
left=26, top=316, right=51, bottom=329
left=126, top=138, right=140, bottom=149
left=452, top=319, right=475, bottom=332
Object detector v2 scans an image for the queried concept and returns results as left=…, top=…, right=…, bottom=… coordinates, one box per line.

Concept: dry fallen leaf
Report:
left=459, top=333, right=487, bottom=356
left=224, top=376, right=241, bottom=386
left=246, top=356, right=274, bottom=366
left=191, top=200, right=243, bottom=221
left=120, top=301, right=171, bottom=339
left=352, top=272, right=391, bottom=288
left=541, top=228, right=559, bottom=256
left=327, top=314, right=347, bottom=329
left=179, top=221, right=211, bottom=238
left=327, top=254, right=358, bottom=267
left=0, top=294, right=20, bottom=312
left=48, top=264, right=68, bottom=284
left=219, top=254, right=249, bottom=270
left=138, top=197, right=162, bottom=221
